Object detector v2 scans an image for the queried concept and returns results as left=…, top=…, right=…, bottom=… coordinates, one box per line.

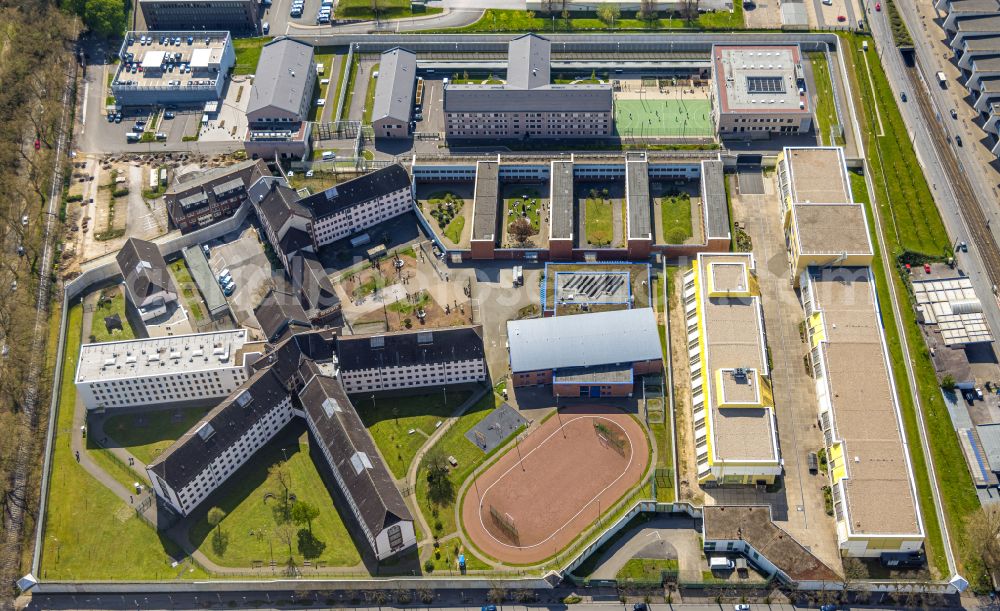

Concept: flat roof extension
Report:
left=792, top=203, right=872, bottom=256
left=783, top=147, right=852, bottom=204
left=549, top=160, right=575, bottom=241
left=472, top=161, right=500, bottom=242
left=712, top=45, right=809, bottom=114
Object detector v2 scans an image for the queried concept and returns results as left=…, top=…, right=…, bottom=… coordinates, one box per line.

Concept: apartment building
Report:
left=507, top=308, right=662, bottom=397
left=166, top=159, right=269, bottom=233
left=75, top=329, right=262, bottom=410
left=245, top=38, right=315, bottom=159
left=711, top=45, right=812, bottom=138
left=116, top=237, right=178, bottom=322
left=775, top=147, right=873, bottom=283
left=139, top=0, right=261, bottom=33
left=683, top=253, right=782, bottom=485
left=336, top=327, right=486, bottom=393
left=444, top=34, right=613, bottom=139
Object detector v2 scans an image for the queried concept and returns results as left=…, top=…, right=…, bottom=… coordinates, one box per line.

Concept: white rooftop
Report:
left=76, top=329, right=252, bottom=383
left=912, top=275, right=994, bottom=345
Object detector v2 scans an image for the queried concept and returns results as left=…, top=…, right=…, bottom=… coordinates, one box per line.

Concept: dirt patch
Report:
left=668, top=267, right=702, bottom=505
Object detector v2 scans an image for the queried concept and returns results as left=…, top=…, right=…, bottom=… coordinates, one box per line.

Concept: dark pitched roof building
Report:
left=166, top=159, right=269, bottom=233
left=297, top=164, right=412, bottom=221
left=116, top=237, right=177, bottom=318
left=336, top=326, right=485, bottom=372
left=254, top=288, right=311, bottom=343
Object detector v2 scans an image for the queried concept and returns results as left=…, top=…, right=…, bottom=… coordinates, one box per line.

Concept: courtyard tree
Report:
left=596, top=3, right=620, bottom=27
left=424, top=450, right=454, bottom=505
left=268, top=462, right=293, bottom=521
left=509, top=218, right=535, bottom=244
left=291, top=500, right=320, bottom=534
left=966, top=504, right=1000, bottom=579
left=207, top=506, right=227, bottom=554
left=638, top=0, right=658, bottom=22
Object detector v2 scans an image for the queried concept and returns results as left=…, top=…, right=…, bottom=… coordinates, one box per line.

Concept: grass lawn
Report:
left=91, top=289, right=134, bottom=343
left=440, top=7, right=742, bottom=32
left=659, top=194, right=692, bottom=244
left=844, top=34, right=949, bottom=258
left=352, top=273, right=391, bottom=300
left=362, top=62, right=380, bottom=124
left=386, top=291, right=430, bottom=316
left=233, top=37, right=268, bottom=76
left=585, top=197, right=614, bottom=246
left=188, top=426, right=362, bottom=568
left=169, top=259, right=205, bottom=323
left=420, top=541, right=491, bottom=573
left=444, top=216, right=465, bottom=244
left=355, top=390, right=472, bottom=479
left=41, top=305, right=208, bottom=580
left=850, top=171, right=954, bottom=581
left=328, top=47, right=351, bottom=120
left=415, top=393, right=511, bottom=539
left=616, top=557, right=678, bottom=582
left=308, top=51, right=337, bottom=122
left=651, top=275, right=675, bottom=503
left=807, top=51, right=844, bottom=147
left=504, top=187, right=542, bottom=232
left=103, top=406, right=213, bottom=465
left=336, top=0, right=441, bottom=19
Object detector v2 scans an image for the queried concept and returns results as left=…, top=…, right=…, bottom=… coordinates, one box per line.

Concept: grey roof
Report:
left=957, top=15, right=1000, bottom=32
left=948, top=0, right=1000, bottom=12
left=299, top=375, right=412, bottom=536
left=444, top=85, right=613, bottom=113
left=246, top=38, right=314, bottom=118
left=626, top=159, right=651, bottom=240
left=288, top=252, right=340, bottom=314
left=976, top=423, right=1000, bottom=472
left=167, top=159, right=268, bottom=223
left=472, top=161, right=499, bottom=241
left=297, top=164, right=411, bottom=221
left=507, top=308, right=662, bottom=373
left=507, top=34, right=550, bottom=90
left=336, top=326, right=484, bottom=371
left=549, top=160, right=574, bottom=240
left=973, top=55, right=1000, bottom=70
left=963, top=35, right=1000, bottom=51
left=181, top=244, right=228, bottom=316
left=780, top=0, right=808, bottom=27
left=254, top=289, right=310, bottom=343
left=372, top=48, right=416, bottom=124
left=979, top=76, right=1000, bottom=92
left=701, top=159, right=730, bottom=240
left=116, top=237, right=174, bottom=302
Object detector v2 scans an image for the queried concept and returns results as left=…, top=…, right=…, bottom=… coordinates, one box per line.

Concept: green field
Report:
left=336, top=0, right=441, bottom=20
left=188, top=427, right=362, bottom=568
left=169, top=258, right=205, bottom=322
left=438, top=7, right=743, bottom=33
left=807, top=51, right=844, bottom=147
left=90, top=289, right=134, bottom=343
left=356, top=390, right=473, bottom=479
left=444, top=217, right=465, bottom=244
left=614, top=99, right=713, bottom=138
left=616, top=557, right=678, bottom=582
left=584, top=197, right=614, bottom=245
left=103, top=407, right=212, bottom=465
left=659, top=193, right=693, bottom=244
left=362, top=62, right=380, bottom=125
left=233, top=37, right=268, bottom=76
left=41, top=305, right=207, bottom=580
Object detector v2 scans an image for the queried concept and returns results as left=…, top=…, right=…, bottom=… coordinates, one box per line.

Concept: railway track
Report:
left=906, top=64, right=1000, bottom=289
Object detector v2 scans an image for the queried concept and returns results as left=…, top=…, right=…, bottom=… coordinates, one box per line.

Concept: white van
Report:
left=709, top=556, right=734, bottom=571
left=321, top=150, right=335, bottom=161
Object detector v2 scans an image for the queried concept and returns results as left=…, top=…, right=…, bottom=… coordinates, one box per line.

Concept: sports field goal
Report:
left=489, top=504, right=519, bottom=544
left=594, top=421, right=628, bottom=456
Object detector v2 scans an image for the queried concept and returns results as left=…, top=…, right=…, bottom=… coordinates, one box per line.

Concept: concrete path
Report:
left=584, top=516, right=700, bottom=581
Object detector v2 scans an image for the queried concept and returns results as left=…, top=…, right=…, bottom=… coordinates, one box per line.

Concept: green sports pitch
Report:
left=614, top=99, right=714, bottom=138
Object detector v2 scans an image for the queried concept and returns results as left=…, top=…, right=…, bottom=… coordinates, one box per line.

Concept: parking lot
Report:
left=203, top=226, right=272, bottom=330
left=416, top=78, right=445, bottom=135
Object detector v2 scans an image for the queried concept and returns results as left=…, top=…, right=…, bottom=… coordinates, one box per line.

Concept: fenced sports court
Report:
left=461, top=406, right=649, bottom=564
left=613, top=77, right=714, bottom=138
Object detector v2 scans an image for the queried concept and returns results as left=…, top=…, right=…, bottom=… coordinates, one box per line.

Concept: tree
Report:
left=82, top=0, right=126, bottom=39
left=680, top=0, right=698, bottom=23
left=509, top=218, right=535, bottom=244
left=941, top=374, right=957, bottom=390
left=596, top=3, right=620, bottom=27
left=424, top=450, right=454, bottom=505
left=207, top=506, right=226, bottom=535
left=966, top=504, right=1000, bottom=578
left=275, top=523, right=296, bottom=562
left=291, top=500, right=320, bottom=534
left=268, top=462, right=292, bottom=522
left=638, top=0, right=658, bottom=22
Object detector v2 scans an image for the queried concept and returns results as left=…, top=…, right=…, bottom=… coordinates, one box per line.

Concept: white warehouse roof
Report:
left=507, top=307, right=661, bottom=373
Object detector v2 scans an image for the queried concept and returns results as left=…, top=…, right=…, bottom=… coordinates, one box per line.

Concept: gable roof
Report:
left=372, top=48, right=416, bottom=123
left=336, top=326, right=484, bottom=371
left=246, top=38, right=314, bottom=118
left=254, top=288, right=311, bottom=343
left=507, top=34, right=550, bottom=90
left=116, top=237, right=175, bottom=302
left=296, top=164, right=411, bottom=220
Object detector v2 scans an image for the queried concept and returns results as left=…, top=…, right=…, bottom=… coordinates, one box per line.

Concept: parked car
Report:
left=202, top=244, right=211, bottom=257
left=262, top=21, right=270, bottom=34
left=900, top=91, right=907, bottom=102
left=837, top=14, right=847, bottom=21
left=164, top=111, right=175, bottom=119
left=222, top=284, right=235, bottom=297
left=950, top=108, right=958, bottom=119
left=875, top=1, right=881, bottom=9
left=956, top=135, right=963, bottom=147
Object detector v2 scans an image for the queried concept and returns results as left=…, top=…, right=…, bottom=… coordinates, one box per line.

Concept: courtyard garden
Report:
left=658, top=192, right=694, bottom=244
left=425, top=191, right=466, bottom=245
left=583, top=187, right=616, bottom=247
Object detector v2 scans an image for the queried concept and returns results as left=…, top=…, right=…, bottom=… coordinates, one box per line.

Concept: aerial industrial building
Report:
left=372, top=48, right=417, bottom=139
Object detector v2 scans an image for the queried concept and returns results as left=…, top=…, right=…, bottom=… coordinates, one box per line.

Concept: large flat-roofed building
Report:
left=683, top=253, right=781, bottom=485
left=75, top=330, right=263, bottom=410
left=507, top=308, right=662, bottom=397
left=116, top=237, right=178, bottom=322
left=245, top=38, right=315, bottom=159
left=776, top=147, right=873, bottom=281
left=113, top=32, right=234, bottom=107
left=336, top=326, right=486, bottom=393
left=549, top=160, right=575, bottom=260
left=444, top=34, right=613, bottom=140
left=700, top=159, right=733, bottom=250
left=937, top=0, right=1000, bottom=31
left=626, top=157, right=653, bottom=259
left=166, top=159, right=269, bottom=233
left=799, top=266, right=924, bottom=557
left=470, top=161, right=500, bottom=259
left=711, top=45, right=812, bottom=138
left=372, top=48, right=416, bottom=140
left=139, top=0, right=261, bottom=33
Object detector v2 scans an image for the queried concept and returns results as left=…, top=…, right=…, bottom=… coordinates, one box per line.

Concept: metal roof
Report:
left=549, top=160, right=575, bottom=240
left=507, top=34, right=550, bottom=90
left=507, top=308, right=661, bottom=373
left=976, top=423, right=1000, bottom=472
left=246, top=38, right=314, bottom=118
left=472, top=161, right=499, bottom=241
left=372, top=47, right=416, bottom=123
left=626, top=159, right=651, bottom=240
left=701, top=159, right=730, bottom=240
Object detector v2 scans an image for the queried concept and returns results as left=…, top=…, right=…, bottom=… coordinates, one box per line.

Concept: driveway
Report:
left=580, top=515, right=702, bottom=582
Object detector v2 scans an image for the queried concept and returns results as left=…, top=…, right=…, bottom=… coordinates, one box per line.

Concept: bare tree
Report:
left=509, top=217, right=535, bottom=244
left=681, top=0, right=698, bottom=23
left=967, top=504, right=1000, bottom=578
left=268, top=461, right=292, bottom=521
left=638, top=0, right=658, bottom=22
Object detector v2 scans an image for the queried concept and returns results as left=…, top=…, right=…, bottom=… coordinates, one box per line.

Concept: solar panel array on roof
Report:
left=746, top=75, right=786, bottom=93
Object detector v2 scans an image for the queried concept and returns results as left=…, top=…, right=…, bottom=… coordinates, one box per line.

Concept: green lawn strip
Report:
left=307, top=52, right=337, bottom=122
left=844, top=34, right=948, bottom=258
left=355, top=390, right=473, bottom=479
left=341, top=55, right=361, bottom=122
left=444, top=216, right=465, bottom=244
left=651, top=276, right=674, bottom=502
left=233, top=37, right=268, bottom=76
left=42, top=305, right=208, bottom=580
left=169, top=258, right=205, bottom=323
left=850, top=172, right=951, bottom=579
left=585, top=197, right=614, bottom=245
left=188, top=427, right=362, bottom=568
left=362, top=62, right=380, bottom=124
left=104, top=406, right=213, bottom=465
left=420, top=540, right=491, bottom=573
left=415, top=393, right=504, bottom=538
left=336, top=0, right=441, bottom=19
left=659, top=193, right=692, bottom=244
left=328, top=47, right=351, bottom=120
left=806, top=51, right=842, bottom=146
left=437, top=7, right=742, bottom=33
left=90, top=291, right=134, bottom=343
left=616, top=557, right=678, bottom=582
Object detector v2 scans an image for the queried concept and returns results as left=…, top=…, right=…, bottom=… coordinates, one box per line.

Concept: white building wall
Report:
left=339, top=358, right=486, bottom=393
left=77, top=364, right=250, bottom=410
left=311, top=187, right=413, bottom=246
left=374, top=520, right=417, bottom=560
